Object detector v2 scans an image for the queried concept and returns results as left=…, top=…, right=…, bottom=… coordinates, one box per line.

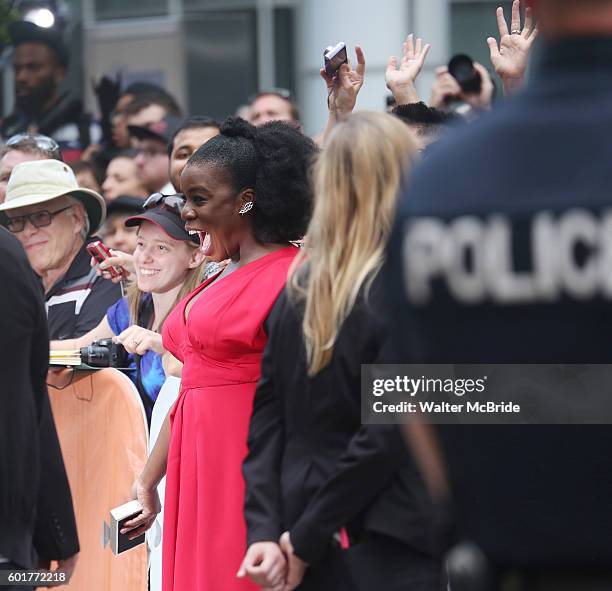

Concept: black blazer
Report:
left=0, top=229, right=79, bottom=568
left=243, top=275, right=437, bottom=566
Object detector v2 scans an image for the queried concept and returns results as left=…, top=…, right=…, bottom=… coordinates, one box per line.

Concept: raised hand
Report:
left=465, top=62, right=495, bottom=111
left=92, top=249, right=135, bottom=283
left=93, top=73, right=121, bottom=118
left=386, top=34, right=431, bottom=105
left=429, top=66, right=462, bottom=109
left=487, top=0, right=538, bottom=93
left=320, top=45, right=366, bottom=118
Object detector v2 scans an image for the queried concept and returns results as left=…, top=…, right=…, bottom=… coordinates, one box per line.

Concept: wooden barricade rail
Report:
left=46, top=368, right=148, bottom=591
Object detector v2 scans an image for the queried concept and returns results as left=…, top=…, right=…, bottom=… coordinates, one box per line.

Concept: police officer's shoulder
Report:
left=403, top=98, right=531, bottom=217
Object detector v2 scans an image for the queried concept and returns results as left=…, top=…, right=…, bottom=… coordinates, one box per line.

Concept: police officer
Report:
left=384, top=0, right=612, bottom=588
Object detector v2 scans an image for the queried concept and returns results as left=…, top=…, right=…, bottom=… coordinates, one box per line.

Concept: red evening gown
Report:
left=161, top=246, right=298, bottom=591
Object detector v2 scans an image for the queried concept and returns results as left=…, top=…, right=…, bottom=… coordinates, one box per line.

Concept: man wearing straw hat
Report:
left=0, top=159, right=122, bottom=340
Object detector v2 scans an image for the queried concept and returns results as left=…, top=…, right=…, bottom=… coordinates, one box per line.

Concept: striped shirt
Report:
left=45, top=238, right=122, bottom=340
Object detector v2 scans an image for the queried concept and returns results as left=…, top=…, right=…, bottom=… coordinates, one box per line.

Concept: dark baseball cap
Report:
left=124, top=193, right=198, bottom=244
left=106, top=195, right=146, bottom=217
left=9, top=21, right=69, bottom=67
left=127, top=116, right=182, bottom=145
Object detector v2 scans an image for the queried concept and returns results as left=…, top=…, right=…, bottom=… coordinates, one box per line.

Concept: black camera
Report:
left=448, top=54, right=482, bottom=94
left=80, top=338, right=129, bottom=368
left=324, top=42, right=348, bottom=79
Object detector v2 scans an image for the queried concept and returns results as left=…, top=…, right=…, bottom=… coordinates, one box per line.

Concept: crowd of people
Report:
left=3, top=0, right=612, bottom=590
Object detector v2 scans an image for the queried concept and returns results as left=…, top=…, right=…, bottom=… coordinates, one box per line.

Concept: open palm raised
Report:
left=386, top=34, right=431, bottom=91
left=487, top=0, right=538, bottom=87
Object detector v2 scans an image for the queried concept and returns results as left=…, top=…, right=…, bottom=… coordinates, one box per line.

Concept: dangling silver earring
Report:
left=238, top=202, right=254, bottom=215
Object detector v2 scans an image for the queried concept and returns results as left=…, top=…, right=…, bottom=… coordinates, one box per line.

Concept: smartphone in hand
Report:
left=324, top=42, right=348, bottom=79
left=87, top=240, right=124, bottom=279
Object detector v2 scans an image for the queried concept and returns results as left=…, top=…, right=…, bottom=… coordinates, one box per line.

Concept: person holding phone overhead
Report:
left=51, top=194, right=206, bottom=420
left=121, top=117, right=317, bottom=591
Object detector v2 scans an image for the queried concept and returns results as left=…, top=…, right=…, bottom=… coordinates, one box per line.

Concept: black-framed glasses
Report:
left=5, top=133, right=62, bottom=160
left=5, top=205, right=73, bottom=233
left=143, top=193, right=185, bottom=215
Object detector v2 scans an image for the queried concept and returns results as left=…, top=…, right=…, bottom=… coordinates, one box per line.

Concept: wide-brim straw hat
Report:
left=0, top=159, right=106, bottom=234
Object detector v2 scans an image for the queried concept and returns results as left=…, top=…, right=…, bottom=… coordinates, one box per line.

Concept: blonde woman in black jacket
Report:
left=239, top=112, right=442, bottom=591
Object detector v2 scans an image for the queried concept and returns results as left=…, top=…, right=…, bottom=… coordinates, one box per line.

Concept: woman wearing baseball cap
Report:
left=51, top=193, right=205, bottom=420
left=121, top=117, right=316, bottom=591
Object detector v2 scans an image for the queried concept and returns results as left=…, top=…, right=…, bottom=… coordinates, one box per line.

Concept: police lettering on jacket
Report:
left=402, top=208, right=612, bottom=305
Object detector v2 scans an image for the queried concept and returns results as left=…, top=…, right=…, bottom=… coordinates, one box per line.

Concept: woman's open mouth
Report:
left=188, top=230, right=213, bottom=256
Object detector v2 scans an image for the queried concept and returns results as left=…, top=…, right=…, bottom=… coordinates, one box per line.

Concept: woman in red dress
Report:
left=122, top=118, right=317, bottom=591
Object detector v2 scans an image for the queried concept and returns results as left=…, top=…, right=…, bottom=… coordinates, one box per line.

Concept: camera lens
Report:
left=80, top=346, right=111, bottom=368
left=80, top=339, right=128, bottom=368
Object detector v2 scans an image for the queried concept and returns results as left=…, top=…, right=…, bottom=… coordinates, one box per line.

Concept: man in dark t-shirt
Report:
left=0, top=159, right=121, bottom=340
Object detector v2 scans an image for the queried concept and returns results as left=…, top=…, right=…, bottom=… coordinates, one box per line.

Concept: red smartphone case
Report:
left=87, top=241, right=123, bottom=279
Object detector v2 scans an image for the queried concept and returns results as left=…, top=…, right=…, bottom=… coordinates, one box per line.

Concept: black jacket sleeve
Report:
left=289, top=424, right=405, bottom=565
left=33, top=394, right=80, bottom=560
left=243, top=309, right=285, bottom=546
left=289, top=303, right=410, bottom=566
left=30, top=260, right=80, bottom=560
left=0, top=230, right=79, bottom=564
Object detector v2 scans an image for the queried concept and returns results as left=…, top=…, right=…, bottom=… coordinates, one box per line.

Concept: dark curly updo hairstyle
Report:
left=185, top=117, right=317, bottom=243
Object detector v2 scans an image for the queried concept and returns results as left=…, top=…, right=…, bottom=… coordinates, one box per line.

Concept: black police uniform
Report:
left=384, top=37, right=612, bottom=590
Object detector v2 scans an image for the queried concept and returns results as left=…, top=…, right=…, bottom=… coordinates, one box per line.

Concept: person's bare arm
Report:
left=385, top=34, right=431, bottom=105
left=141, top=410, right=171, bottom=490
left=322, top=46, right=366, bottom=145
left=50, top=316, right=114, bottom=351
left=162, top=352, right=183, bottom=377
left=487, top=0, right=538, bottom=96
left=121, top=409, right=171, bottom=538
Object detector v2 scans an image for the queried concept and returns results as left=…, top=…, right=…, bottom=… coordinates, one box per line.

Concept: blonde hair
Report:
left=127, top=240, right=204, bottom=332
left=288, top=111, right=418, bottom=376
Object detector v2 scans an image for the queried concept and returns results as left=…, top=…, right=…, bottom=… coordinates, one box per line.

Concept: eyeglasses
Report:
left=5, top=205, right=73, bottom=233
left=5, top=133, right=62, bottom=160
left=143, top=193, right=185, bottom=215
